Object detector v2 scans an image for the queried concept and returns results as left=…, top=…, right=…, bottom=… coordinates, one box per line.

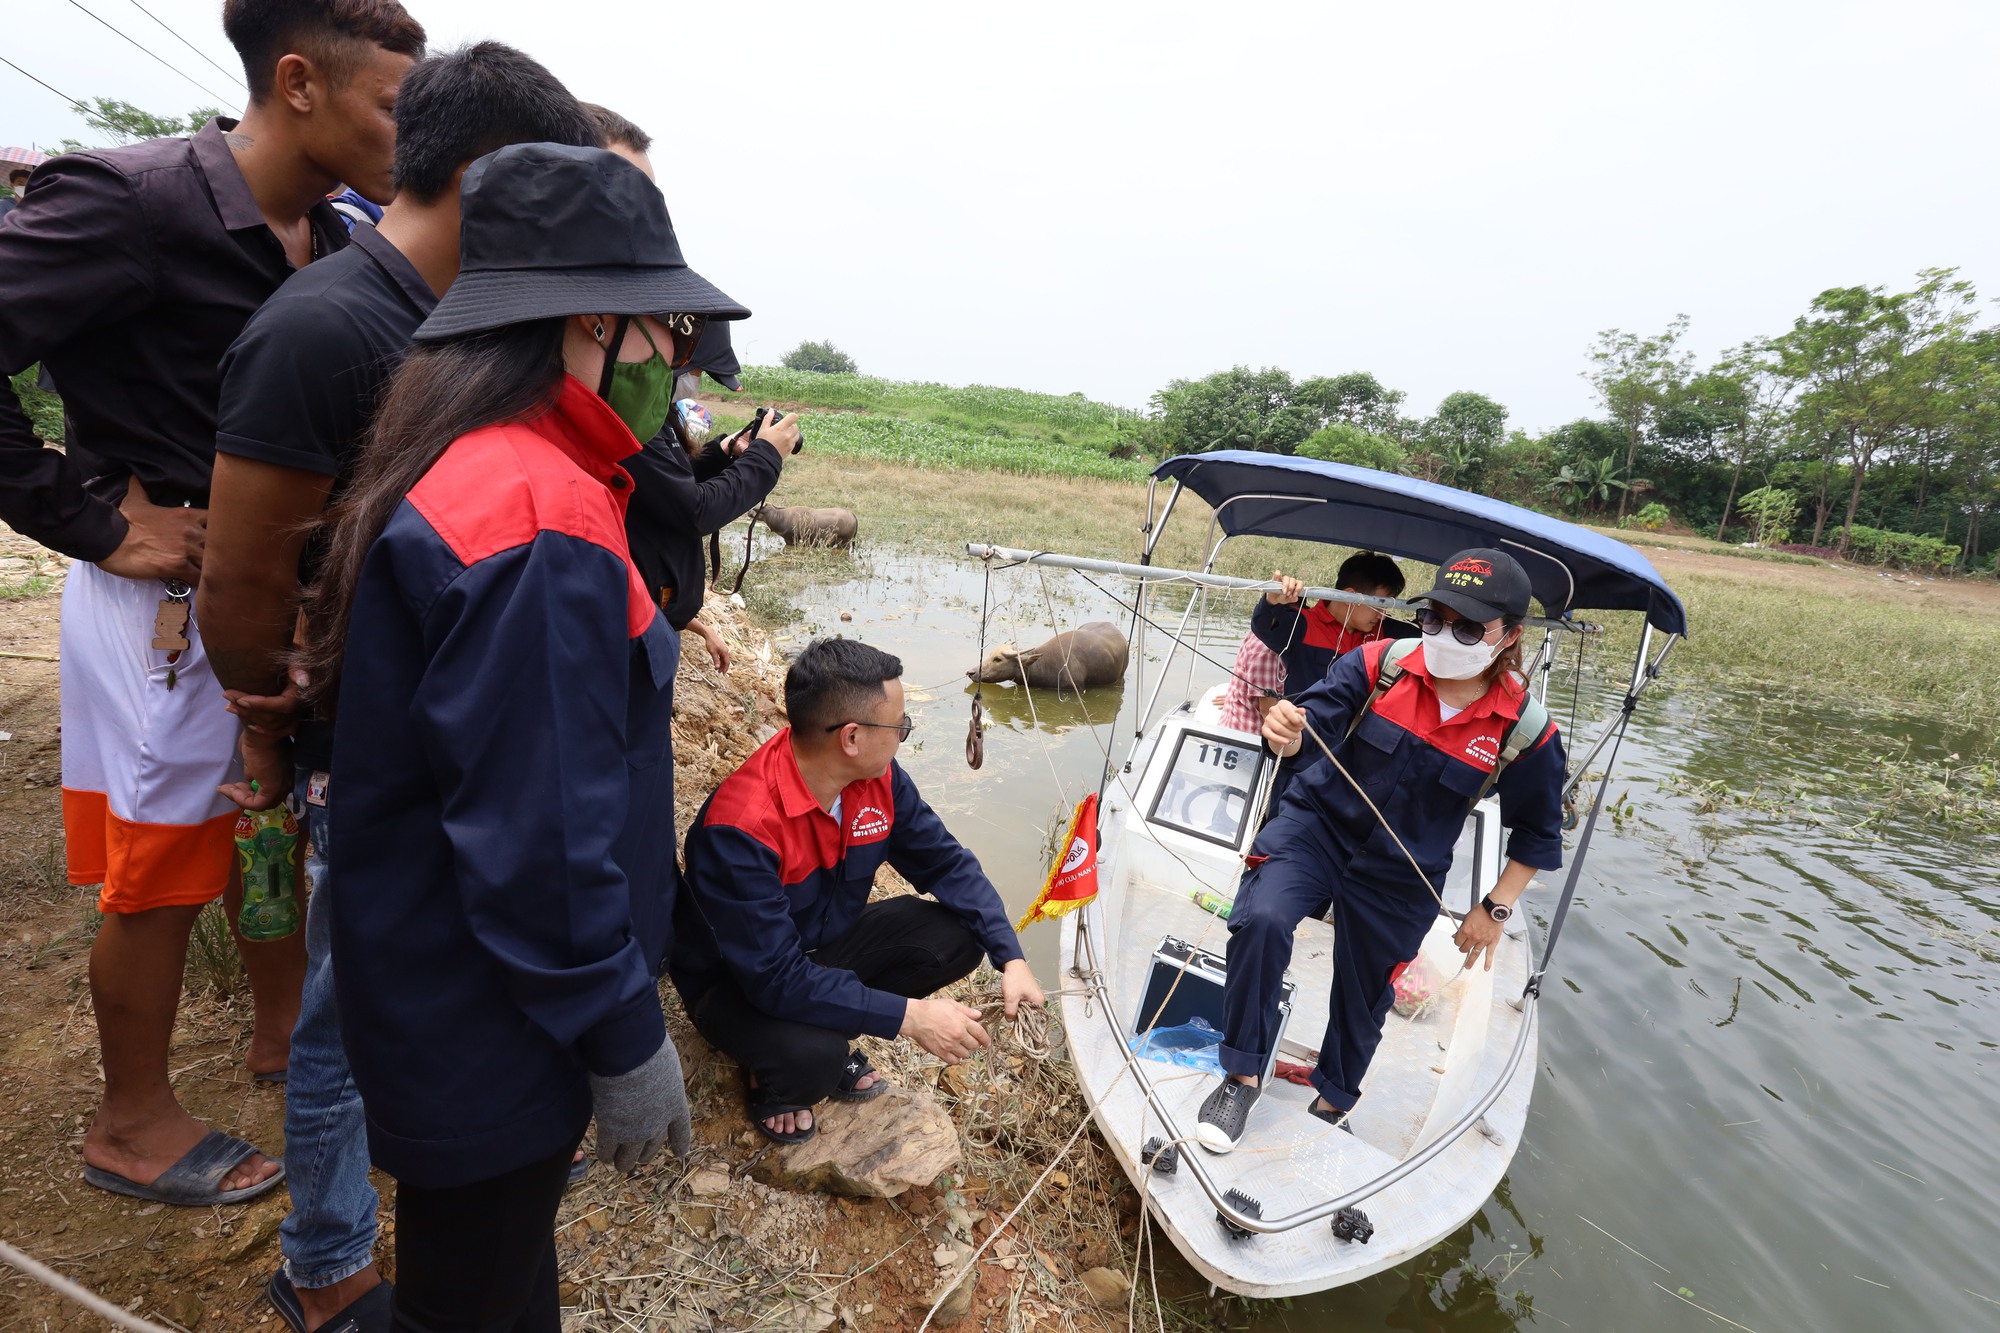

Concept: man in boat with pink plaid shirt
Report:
left=1218, top=625, right=1289, bottom=733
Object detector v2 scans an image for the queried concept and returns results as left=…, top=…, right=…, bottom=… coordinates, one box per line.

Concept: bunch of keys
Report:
left=153, top=578, right=192, bottom=689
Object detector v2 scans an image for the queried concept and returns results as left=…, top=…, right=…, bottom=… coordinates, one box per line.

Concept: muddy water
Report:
left=764, top=548, right=2000, bottom=1332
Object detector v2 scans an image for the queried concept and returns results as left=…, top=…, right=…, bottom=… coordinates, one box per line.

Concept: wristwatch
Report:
left=1479, top=894, right=1513, bottom=924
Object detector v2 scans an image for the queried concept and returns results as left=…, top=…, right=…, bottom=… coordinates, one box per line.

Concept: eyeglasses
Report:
left=824, top=714, right=915, bottom=741
left=1416, top=607, right=1500, bottom=646
left=659, top=312, right=708, bottom=369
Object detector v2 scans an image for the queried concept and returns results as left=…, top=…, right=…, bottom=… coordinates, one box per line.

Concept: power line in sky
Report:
left=121, top=0, right=250, bottom=92
left=64, top=0, right=241, bottom=111
left=0, top=55, right=85, bottom=113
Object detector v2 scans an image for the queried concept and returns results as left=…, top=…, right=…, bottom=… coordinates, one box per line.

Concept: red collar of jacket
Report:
left=1361, top=638, right=1528, bottom=770
left=532, top=373, right=646, bottom=493
left=1302, top=600, right=1386, bottom=656
left=770, top=728, right=832, bottom=820
left=707, top=728, right=898, bottom=873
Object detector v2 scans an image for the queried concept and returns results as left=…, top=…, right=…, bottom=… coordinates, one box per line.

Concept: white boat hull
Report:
left=1057, top=698, right=1541, bottom=1297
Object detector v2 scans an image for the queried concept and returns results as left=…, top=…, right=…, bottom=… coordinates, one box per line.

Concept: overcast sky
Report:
left=6, top=1, right=1996, bottom=430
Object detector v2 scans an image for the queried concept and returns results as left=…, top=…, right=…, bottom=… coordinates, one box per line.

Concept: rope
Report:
left=1567, top=617, right=1587, bottom=743
left=1293, top=717, right=1446, bottom=909
left=996, top=587, right=1069, bottom=798
left=1072, top=567, right=1448, bottom=909
left=966, top=556, right=990, bottom=770
left=0, top=1237, right=176, bottom=1333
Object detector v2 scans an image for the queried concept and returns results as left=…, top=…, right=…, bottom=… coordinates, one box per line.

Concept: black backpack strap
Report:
left=1343, top=638, right=1420, bottom=741
left=1473, top=692, right=1550, bottom=805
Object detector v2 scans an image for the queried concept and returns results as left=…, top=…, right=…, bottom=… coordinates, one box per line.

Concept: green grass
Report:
left=732, top=366, right=1141, bottom=449
left=805, top=414, right=1148, bottom=482
left=0, top=572, right=56, bottom=600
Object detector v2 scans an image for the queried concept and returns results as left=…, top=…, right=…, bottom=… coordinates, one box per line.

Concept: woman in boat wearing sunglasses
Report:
left=1196, top=547, right=1566, bottom=1153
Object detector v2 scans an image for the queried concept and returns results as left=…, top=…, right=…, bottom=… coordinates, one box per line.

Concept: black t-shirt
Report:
left=216, top=224, right=436, bottom=485
left=214, top=223, right=437, bottom=771
left=623, top=434, right=782, bottom=629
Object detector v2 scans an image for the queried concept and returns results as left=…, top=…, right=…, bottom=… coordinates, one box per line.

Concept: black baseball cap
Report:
left=415, top=143, right=749, bottom=343
left=1418, top=548, right=1532, bottom=622
left=689, top=318, right=743, bottom=392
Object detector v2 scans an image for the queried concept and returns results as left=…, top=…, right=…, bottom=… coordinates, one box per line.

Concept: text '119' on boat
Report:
left=967, top=451, right=1686, bottom=1297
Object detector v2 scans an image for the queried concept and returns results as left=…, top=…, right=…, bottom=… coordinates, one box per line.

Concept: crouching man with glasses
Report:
left=672, top=637, right=1045, bottom=1143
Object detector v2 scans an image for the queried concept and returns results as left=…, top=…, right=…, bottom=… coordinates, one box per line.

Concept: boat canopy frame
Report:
left=1146, top=451, right=1688, bottom=635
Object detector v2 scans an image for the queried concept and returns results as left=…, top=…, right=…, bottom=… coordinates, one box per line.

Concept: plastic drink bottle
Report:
left=1192, top=889, right=1233, bottom=919
left=235, top=793, right=301, bottom=941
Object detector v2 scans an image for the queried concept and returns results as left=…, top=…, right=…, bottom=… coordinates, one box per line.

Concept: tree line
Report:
left=1142, top=267, right=2000, bottom=573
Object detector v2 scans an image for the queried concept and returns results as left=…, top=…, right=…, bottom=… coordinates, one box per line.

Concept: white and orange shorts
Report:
left=60, top=562, right=242, bottom=914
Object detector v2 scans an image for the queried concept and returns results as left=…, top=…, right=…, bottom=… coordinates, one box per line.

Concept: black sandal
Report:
left=745, top=1073, right=816, bottom=1145
left=1307, top=1099, right=1355, bottom=1133
left=832, top=1050, right=890, bottom=1103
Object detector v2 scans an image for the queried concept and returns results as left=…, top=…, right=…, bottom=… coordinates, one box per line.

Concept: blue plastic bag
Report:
left=1129, top=1016, right=1224, bottom=1075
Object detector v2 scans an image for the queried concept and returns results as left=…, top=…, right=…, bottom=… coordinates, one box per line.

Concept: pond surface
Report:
left=763, top=546, right=2000, bottom=1333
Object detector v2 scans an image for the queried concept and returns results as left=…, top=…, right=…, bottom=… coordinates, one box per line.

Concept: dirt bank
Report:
left=0, top=546, right=1146, bottom=1333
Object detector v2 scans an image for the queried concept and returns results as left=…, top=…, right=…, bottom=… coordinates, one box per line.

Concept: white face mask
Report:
left=1422, top=630, right=1501, bottom=680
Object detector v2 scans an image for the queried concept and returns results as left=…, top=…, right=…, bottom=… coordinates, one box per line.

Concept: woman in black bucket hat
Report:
left=292, top=142, right=762, bottom=1333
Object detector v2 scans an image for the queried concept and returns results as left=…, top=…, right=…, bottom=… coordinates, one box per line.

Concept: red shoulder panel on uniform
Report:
left=702, top=750, right=785, bottom=840
left=1359, top=637, right=1395, bottom=683
left=702, top=736, right=850, bottom=887
left=409, top=424, right=655, bottom=637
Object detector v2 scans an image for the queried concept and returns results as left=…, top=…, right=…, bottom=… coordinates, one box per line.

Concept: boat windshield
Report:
left=1146, top=728, right=1266, bottom=849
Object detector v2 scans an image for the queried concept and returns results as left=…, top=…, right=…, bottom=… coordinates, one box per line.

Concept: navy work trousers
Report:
left=1218, top=809, right=1439, bottom=1111
left=689, top=897, right=983, bottom=1108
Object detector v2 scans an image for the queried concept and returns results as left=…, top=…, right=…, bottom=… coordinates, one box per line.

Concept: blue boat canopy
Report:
left=1153, top=451, right=1688, bottom=635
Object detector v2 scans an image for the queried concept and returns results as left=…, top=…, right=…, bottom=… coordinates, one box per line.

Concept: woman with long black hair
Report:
left=1196, top=548, right=1567, bottom=1154
left=296, top=142, right=746, bottom=1333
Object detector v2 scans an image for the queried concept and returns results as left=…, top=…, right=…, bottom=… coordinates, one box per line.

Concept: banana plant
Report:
left=1544, top=455, right=1635, bottom=513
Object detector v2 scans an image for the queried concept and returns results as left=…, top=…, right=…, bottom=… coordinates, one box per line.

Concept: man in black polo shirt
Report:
left=0, top=0, right=424, bottom=1211
left=198, top=44, right=599, bottom=1333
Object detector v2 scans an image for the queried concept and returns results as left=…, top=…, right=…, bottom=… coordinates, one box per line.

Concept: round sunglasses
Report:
left=1416, top=606, right=1503, bottom=646
left=659, top=312, right=708, bottom=369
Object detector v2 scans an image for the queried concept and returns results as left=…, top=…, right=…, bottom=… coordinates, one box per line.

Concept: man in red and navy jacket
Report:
left=1250, top=549, right=1419, bottom=693
left=673, top=638, right=1045, bottom=1143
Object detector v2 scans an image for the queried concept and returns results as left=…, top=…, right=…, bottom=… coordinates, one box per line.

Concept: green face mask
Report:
left=599, top=319, right=675, bottom=443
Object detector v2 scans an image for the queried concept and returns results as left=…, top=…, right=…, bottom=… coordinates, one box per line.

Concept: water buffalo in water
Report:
left=756, top=503, right=858, bottom=548
left=968, top=621, right=1129, bottom=691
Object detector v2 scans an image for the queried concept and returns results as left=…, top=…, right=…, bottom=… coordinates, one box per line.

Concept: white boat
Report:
left=969, top=450, right=1686, bottom=1297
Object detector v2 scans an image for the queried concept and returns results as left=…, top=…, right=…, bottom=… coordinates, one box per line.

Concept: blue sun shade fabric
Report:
left=1152, top=451, right=1687, bottom=635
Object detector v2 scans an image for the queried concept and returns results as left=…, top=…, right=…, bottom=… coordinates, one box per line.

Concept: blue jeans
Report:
left=280, top=768, right=378, bottom=1288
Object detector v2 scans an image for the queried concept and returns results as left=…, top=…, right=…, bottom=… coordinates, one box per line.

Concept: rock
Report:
left=223, top=1205, right=282, bottom=1260
left=928, top=1269, right=976, bottom=1326
left=753, top=1087, right=959, bottom=1199
left=687, top=1165, right=732, bottom=1198
left=162, top=1291, right=205, bottom=1329
left=1080, top=1266, right=1132, bottom=1309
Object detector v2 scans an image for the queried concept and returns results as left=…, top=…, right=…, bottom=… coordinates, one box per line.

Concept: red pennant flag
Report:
left=1016, top=794, right=1100, bottom=930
